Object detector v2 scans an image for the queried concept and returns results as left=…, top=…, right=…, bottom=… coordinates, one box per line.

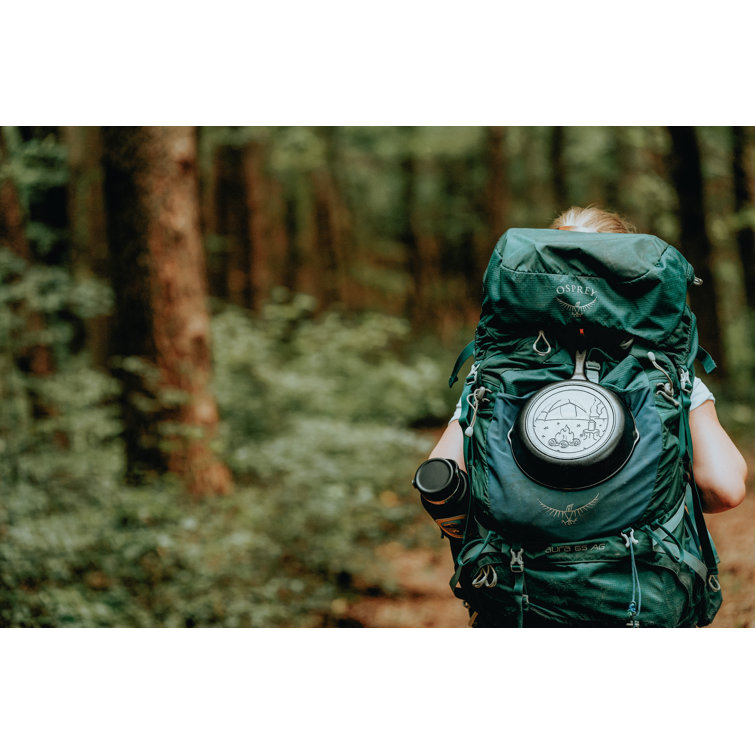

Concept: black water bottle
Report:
left=412, top=458, right=469, bottom=539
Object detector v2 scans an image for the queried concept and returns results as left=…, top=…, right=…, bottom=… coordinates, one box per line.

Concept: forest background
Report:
left=1, top=125, right=754, bottom=628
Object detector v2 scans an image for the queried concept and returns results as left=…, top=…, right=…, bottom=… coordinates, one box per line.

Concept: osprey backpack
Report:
left=446, top=228, right=722, bottom=628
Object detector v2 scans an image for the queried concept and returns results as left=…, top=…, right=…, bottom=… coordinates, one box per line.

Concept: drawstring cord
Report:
left=622, top=529, right=642, bottom=627
left=464, top=386, right=489, bottom=438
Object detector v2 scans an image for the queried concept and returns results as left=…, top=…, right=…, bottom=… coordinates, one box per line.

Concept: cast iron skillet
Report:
left=508, top=350, right=639, bottom=490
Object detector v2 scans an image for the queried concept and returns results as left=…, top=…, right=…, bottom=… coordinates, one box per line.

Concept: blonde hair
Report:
left=550, top=206, right=636, bottom=234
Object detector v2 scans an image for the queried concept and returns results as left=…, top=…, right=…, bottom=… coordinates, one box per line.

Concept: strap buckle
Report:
left=510, top=548, right=524, bottom=573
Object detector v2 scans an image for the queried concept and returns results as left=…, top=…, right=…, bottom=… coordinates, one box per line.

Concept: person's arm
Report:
left=689, top=399, right=747, bottom=513
left=429, top=420, right=466, bottom=471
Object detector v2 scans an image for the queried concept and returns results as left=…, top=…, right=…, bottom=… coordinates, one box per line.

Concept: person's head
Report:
left=550, top=206, right=636, bottom=234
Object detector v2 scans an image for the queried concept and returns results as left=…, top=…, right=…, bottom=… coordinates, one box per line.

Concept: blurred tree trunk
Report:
left=210, top=143, right=252, bottom=307
left=551, top=126, right=568, bottom=211
left=399, top=129, right=440, bottom=325
left=265, top=171, right=289, bottom=295
left=485, top=126, right=508, bottom=238
left=732, top=126, right=755, bottom=308
left=62, top=126, right=111, bottom=368
left=604, top=127, right=625, bottom=212
left=101, top=126, right=232, bottom=497
left=479, top=126, right=509, bottom=294
left=207, top=136, right=278, bottom=310
left=0, top=128, right=54, bottom=380
left=666, top=126, right=725, bottom=375
left=243, top=139, right=272, bottom=310
left=282, top=188, right=302, bottom=293
left=311, top=128, right=353, bottom=308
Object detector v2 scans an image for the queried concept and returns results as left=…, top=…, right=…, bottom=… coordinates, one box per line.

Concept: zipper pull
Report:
left=464, top=386, right=489, bottom=438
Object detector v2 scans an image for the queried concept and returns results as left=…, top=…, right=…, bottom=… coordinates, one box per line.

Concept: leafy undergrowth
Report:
left=1, top=286, right=461, bottom=627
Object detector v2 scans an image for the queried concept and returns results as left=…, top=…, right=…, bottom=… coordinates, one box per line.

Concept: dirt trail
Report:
left=348, top=450, right=755, bottom=629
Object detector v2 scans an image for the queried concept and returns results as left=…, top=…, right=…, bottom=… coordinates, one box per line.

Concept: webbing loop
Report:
left=533, top=330, right=551, bottom=356
left=449, top=341, right=475, bottom=387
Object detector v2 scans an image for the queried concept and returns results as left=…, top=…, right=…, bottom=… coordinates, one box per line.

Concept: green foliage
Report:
left=1, top=128, right=70, bottom=260
left=1, top=274, right=445, bottom=626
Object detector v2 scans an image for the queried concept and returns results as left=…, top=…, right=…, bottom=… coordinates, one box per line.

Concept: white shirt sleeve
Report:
left=690, top=376, right=715, bottom=410
left=449, top=395, right=463, bottom=424
left=449, top=374, right=714, bottom=423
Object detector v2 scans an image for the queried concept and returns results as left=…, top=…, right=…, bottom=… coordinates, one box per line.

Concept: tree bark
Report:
left=399, top=130, right=439, bottom=325
left=243, top=139, right=271, bottom=310
left=62, top=126, right=111, bottom=368
left=101, top=126, right=232, bottom=496
left=665, top=126, right=725, bottom=375
left=550, top=126, right=568, bottom=211
left=212, top=143, right=253, bottom=308
left=732, top=126, right=755, bottom=308
left=479, top=126, right=509, bottom=294
left=485, top=126, right=508, bottom=237
left=311, top=128, right=353, bottom=308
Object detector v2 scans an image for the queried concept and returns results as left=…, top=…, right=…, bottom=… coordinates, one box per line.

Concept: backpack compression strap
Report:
left=680, top=398, right=720, bottom=589
left=688, top=474, right=721, bottom=589
left=449, top=340, right=475, bottom=388
left=697, top=345, right=716, bottom=374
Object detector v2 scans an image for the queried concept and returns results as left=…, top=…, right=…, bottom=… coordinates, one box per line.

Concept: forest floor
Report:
left=346, top=437, right=755, bottom=629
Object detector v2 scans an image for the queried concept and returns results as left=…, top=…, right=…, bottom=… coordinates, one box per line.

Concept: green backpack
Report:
left=447, top=228, right=723, bottom=627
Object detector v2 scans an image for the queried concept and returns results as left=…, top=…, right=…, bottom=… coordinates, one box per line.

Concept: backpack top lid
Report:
left=479, top=228, right=697, bottom=357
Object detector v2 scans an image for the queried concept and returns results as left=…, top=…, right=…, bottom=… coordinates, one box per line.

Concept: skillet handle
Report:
left=572, top=349, right=588, bottom=380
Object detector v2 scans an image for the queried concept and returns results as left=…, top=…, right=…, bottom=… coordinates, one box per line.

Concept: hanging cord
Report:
left=622, top=529, right=642, bottom=627
left=647, top=351, right=680, bottom=407
left=533, top=330, right=551, bottom=355
left=449, top=529, right=494, bottom=591
left=464, top=386, right=490, bottom=437
left=472, top=564, right=498, bottom=588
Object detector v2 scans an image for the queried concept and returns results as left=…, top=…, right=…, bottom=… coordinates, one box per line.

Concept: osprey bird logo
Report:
left=538, top=494, right=599, bottom=525
left=556, top=296, right=597, bottom=319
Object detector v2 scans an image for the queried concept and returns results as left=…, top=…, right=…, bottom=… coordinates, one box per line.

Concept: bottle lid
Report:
left=412, top=458, right=458, bottom=501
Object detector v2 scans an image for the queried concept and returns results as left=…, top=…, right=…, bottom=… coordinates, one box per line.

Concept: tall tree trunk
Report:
left=399, top=130, right=440, bottom=325
left=211, top=143, right=253, bottom=308
left=551, top=126, right=568, bottom=212
left=604, top=127, right=624, bottom=212
left=243, top=139, right=271, bottom=310
left=62, top=126, right=111, bottom=368
left=732, top=126, right=755, bottom=308
left=282, top=188, right=302, bottom=294
left=310, top=128, right=353, bottom=308
left=479, top=126, right=509, bottom=294
left=485, top=126, right=508, bottom=238
left=101, top=126, right=232, bottom=497
left=665, top=126, right=725, bottom=375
